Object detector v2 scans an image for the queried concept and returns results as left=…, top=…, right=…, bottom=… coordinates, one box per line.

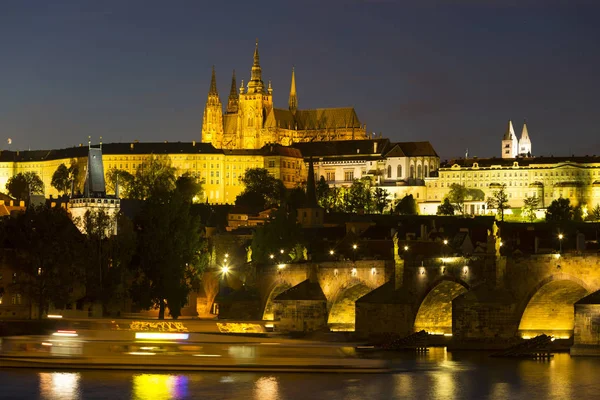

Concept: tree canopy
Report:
left=486, top=184, right=510, bottom=221
left=6, top=172, right=44, bottom=202
left=251, top=208, right=304, bottom=265
left=522, top=195, right=539, bottom=222
left=437, top=198, right=455, bottom=216
left=546, top=198, right=574, bottom=222
left=373, top=188, right=390, bottom=214
left=106, top=168, right=134, bottom=197
left=130, top=184, right=208, bottom=319
left=128, top=155, right=177, bottom=200
left=447, top=184, right=467, bottom=215
left=395, top=194, right=418, bottom=215
left=3, top=205, right=84, bottom=318
left=236, top=168, right=284, bottom=212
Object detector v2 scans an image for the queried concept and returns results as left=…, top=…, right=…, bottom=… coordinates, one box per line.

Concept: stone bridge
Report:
left=222, top=247, right=600, bottom=340
left=238, top=260, right=392, bottom=331
left=355, top=252, right=600, bottom=341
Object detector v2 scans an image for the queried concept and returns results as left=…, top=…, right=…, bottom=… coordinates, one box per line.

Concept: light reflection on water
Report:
left=10, top=351, right=600, bottom=400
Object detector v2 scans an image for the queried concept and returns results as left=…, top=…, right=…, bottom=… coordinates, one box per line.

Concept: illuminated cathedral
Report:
left=201, top=41, right=367, bottom=150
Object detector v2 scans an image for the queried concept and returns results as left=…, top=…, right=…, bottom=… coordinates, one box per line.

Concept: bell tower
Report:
left=201, top=66, right=224, bottom=148
left=238, top=40, right=273, bottom=149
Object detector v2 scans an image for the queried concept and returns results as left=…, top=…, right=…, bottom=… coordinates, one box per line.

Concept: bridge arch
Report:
left=261, top=281, right=293, bottom=321
left=413, top=277, right=470, bottom=335
left=517, top=274, right=591, bottom=339
left=327, top=281, right=373, bottom=332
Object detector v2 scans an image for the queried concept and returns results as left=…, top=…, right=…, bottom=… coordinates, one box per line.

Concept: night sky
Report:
left=0, top=0, right=599, bottom=160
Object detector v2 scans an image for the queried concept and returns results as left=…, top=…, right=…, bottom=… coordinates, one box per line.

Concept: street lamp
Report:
left=329, top=250, right=335, bottom=256
left=280, top=249, right=285, bottom=254
left=221, top=265, right=230, bottom=274
left=352, top=244, right=358, bottom=262
left=403, top=245, right=409, bottom=251
left=269, top=254, right=275, bottom=260
left=558, top=233, right=564, bottom=253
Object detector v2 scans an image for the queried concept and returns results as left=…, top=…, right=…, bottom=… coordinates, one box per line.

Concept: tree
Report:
left=131, top=185, right=207, bottom=319
left=437, top=198, right=455, bottom=216
left=346, top=178, right=373, bottom=213
left=447, top=184, right=467, bottom=215
left=522, top=195, right=539, bottom=222
left=315, top=177, right=331, bottom=210
left=486, top=184, right=510, bottom=221
left=6, top=172, right=44, bottom=202
left=395, top=194, right=418, bottom=215
left=285, top=186, right=307, bottom=210
left=175, top=172, right=204, bottom=203
left=373, top=188, right=390, bottom=214
left=4, top=205, right=84, bottom=318
left=106, top=168, right=134, bottom=197
left=588, top=204, right=600, bottom=222
left=236, top=168, right=284, bottom=212
left=128, top=155, right=177, bottom=200
left=546, top=198, right=573, bottom=222
left=251, top=208, right=304, bottom=264
left=51, top=164, right=70, bottom=195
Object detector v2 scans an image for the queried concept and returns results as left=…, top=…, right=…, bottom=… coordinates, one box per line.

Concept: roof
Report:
left=0, top=142, right=222, bottom=163
left=264, top=107, right=362, bottom=131
left=443, top=155, right=600, bottom=169
left=386, top=142, right=438, bottom=158
left=274, top=279, right=327, bottom=301
left=576, top=290, right=600, bottom=305
left=292, top=139, right=390, bottom=159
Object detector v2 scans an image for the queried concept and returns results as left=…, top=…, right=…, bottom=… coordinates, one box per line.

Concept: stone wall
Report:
left=273, top=299, right=327, bottom=332
left=355, top=302, right=413, bottom=338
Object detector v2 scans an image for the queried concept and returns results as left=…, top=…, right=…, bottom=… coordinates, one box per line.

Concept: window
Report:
left=397, top=165, right=402, bottom=178
left=268, top=160, right=275, bottom=168
left=424, top=165, right=429, bottom=177
left=410, top=166, right=415, bottom=179
left=326, top=171, right=335, bottom=182
left=387, top=165, right=392, bottom=178
left=344, top=171, right=354, bottom=181
left=417, top=165, right=422, bottom=179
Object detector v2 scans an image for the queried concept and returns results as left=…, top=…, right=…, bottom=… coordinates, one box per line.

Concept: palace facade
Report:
left=201, top=41, right=367, bottom=150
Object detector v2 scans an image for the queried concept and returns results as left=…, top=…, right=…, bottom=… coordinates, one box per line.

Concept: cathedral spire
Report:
left=247, top=39, right=265, bottom=94
left=209, top=65, right=218, bottom=96
left=289, top=66, right=298, bottom=113
left=226, top=69, right=239, bottom=114
left=519, top=120, right=532, bottom=156
left=503, top=120, right=515, bottom=140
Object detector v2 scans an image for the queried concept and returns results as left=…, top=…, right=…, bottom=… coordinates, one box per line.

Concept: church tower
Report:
left=518, top=121, right=532, bottom=157
left=288, top=67, right=297, bottom=114
left=237, top=40, right=273, bottom=149
left=226, top=70, right=239, bottom=114
left=201, top=66, right=224, bottom=148
left=501, top=120, right=518, bottom=159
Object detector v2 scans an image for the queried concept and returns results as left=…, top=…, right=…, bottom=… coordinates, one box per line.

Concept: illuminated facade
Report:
left=201, top=41, right=367, bottom=150
left=0, top=142, right=305, bottom=204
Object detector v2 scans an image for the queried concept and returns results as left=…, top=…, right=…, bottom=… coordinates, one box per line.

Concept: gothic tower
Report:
left=237, top=40, right=273, bottom=149
left=289, top=67, right=297, bottom=114
left=518, top=121, right=532, bottom=157
left=501, top=120, right=518, bottom=159
left=226, top=70, right=239, bottom=114
left=201, top=66, right=224, bottom=148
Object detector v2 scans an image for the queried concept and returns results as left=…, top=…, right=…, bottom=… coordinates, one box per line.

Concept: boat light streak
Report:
left=52, top=330, right=78, bottom=337
left=193, top=354, right=222, bottom=357
left=47, top=315, right=63, bottom=319
left=128, top=352, right=156, bottom=356
left=41, top=342, right=53, bottom=346
left=135, top=332, right=189, bottom=340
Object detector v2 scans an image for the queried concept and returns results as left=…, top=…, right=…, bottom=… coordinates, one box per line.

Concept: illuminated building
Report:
left=0, top=141, right=305, bottom=204
left=201, top=41, right=367, bottom=150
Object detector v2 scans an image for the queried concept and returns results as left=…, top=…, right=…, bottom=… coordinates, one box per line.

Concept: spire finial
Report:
left=88, top=136, right=91, bottom=149
left=247, top=40, right=264, bottom=93
left=289, top=66, right=298, bottom=113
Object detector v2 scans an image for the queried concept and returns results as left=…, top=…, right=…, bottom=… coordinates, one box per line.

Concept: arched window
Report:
left=387, top=165, right=392, bottom=178
left=397, top=165, right=402, bottom=178
left=410, top=165, right=415, bottom=179
left=417, top=165, right=422, bottom=179
left=424, top=165, right=429, bottom=177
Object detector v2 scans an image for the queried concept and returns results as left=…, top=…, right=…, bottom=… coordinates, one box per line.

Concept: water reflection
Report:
left=254, top=376, right=279, bottom=400
left=39, top=372, right=81, bottom=400
left=132, top=374, right=188, bottom=400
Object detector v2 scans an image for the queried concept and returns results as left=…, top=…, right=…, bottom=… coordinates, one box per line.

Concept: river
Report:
left=1, top=348, right=599, bottom=399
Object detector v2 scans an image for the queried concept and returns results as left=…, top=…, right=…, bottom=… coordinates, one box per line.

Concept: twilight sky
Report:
left=0, top=0, right=599, bottom=160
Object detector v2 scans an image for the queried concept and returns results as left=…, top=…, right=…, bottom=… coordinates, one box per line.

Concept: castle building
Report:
left=0, top=141, right=305, bottom=205
left=201, top=41, right=367, bottom=150
left=423, top=122, right=600, bottom=215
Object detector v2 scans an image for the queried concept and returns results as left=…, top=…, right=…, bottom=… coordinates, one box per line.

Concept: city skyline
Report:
left=0, top=1, right=599, bottom=159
